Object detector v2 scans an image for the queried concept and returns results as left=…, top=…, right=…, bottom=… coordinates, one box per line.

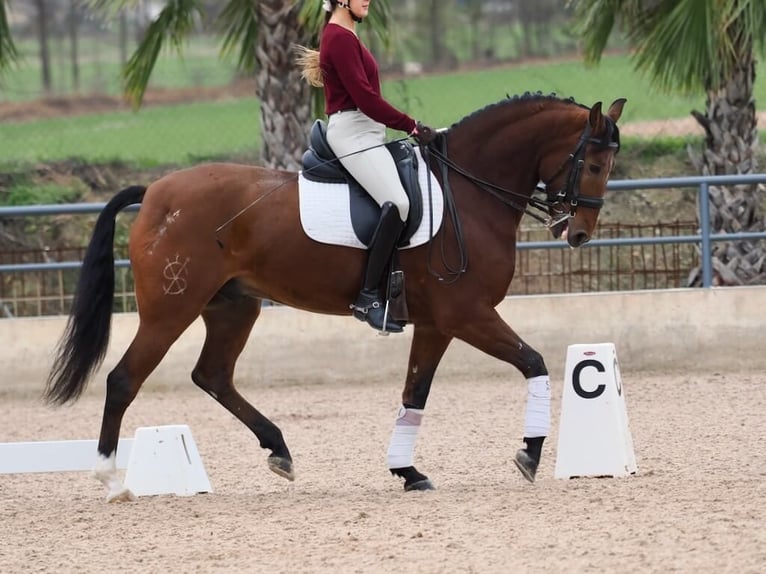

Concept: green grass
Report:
left=4, top=181, right=84, bottom=205
left=0, top=99, right=261, bottom=165
left=3, top=54, right=766, bottom=168
left=390, top=55, right=766, bottom=126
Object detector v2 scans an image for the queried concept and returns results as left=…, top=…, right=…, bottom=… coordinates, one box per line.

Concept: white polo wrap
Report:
left=386, top=406, right=424, bottom=469
left=524, top=375, right=551, bottom=437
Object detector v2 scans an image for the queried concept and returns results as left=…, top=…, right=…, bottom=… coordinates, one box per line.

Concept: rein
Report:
left=421, top=139, right=468, bottom=284
left=416, top=120, right=618, bottom=284
left=426, top=143, right=552, bottom=226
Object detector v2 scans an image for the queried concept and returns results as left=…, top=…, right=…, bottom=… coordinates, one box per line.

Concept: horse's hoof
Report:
left=106, top=487, right=137, bottom=503
left=404, top=478, right=435, bottom=492
left=268, top=456, right=295, bottom=481
left=513, top=449, right=538, bottom=483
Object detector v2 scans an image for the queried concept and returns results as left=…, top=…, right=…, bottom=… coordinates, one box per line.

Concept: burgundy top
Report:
left=320, top=23, right=416, bottom=133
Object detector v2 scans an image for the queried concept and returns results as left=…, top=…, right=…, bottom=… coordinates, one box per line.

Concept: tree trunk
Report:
left=35, top=0, right=52, bottom=94
left=254, top=1, right=313, bottom=170
left=119, top=9, right=129, bottom=68
left=68, top=0, right=80, bottom=93
left=689, top=56, right=765, bottom=285
left=429, top=0, right=443, bottom=67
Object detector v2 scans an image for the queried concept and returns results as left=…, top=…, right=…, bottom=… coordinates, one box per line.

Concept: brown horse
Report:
left=45, top=93, right=626, bottom=501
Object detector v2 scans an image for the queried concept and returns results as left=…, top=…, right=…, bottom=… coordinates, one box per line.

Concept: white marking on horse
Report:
left=94, top=452, right=135, bottom=502
left=147, top=210, right=182, bottom=254
left=162, top=254, right=190, bottom=295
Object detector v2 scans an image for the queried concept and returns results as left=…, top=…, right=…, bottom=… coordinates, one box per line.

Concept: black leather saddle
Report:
left=301, top=120, right=423, bottom=246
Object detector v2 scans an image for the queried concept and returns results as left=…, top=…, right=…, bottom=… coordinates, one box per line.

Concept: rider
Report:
left=299, top=0, right=436, bottom=333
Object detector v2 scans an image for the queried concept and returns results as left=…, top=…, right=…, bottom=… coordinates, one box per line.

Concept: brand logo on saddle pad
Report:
left=297, top=148, right=444, bottom=249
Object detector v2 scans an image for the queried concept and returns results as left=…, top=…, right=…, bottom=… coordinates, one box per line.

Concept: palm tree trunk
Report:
left=689, top=56, right=766, bottom=285
left=254, top=1, right=313, bottom=170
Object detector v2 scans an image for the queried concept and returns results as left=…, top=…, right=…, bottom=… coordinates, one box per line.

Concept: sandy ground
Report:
left=1, top=366, right=764, bottom=574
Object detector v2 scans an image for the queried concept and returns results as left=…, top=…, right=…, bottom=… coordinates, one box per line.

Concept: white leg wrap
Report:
left=93, top=452, right=136, bottom=503
left=524, top=375, right=551, bottom=437
left=386, top=406, right=423, bottom=469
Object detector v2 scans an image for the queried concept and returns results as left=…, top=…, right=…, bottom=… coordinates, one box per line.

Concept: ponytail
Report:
left=295, top=45, right=323, bottom=88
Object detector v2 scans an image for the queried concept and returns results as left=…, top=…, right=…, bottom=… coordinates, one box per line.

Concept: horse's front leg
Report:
left=388, top=323, right=452, bottom=491
left=450, top=307, right=551, bottom=483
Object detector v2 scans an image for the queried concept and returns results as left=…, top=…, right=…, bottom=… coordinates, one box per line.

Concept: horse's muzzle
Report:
left=567, top=228, right=590, bottom=247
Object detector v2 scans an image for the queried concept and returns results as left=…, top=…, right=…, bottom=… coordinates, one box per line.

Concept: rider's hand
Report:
left=411, top=122, right=437, bottom=146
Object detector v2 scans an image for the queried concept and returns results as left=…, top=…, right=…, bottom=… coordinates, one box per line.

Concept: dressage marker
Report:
left=0, top=424, right=211, bottom=498
left=555, top=343, right=637, bottom=479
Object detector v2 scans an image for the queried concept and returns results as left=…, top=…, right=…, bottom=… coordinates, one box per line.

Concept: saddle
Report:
left=300, top=120, right=423, bottom=247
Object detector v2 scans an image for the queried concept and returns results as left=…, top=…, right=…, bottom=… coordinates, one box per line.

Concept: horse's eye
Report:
left=588, top=164, right=602, bottom=175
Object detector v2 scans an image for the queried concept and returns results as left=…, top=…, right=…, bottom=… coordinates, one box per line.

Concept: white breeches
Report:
left=326, top=110, right=410, bottom=222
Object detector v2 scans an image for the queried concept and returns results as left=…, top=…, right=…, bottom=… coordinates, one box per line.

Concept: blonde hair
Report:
left=295, top=45, right=324, bottom=88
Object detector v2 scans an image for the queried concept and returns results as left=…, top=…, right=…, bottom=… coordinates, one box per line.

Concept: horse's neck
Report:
left=446, top=110, right=543, bottom=196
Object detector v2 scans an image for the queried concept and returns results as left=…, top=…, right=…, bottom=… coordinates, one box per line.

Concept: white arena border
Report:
left=2, top=286, right=764, bottom=393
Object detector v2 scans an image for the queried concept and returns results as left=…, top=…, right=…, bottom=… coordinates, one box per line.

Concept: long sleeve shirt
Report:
left=320, top=23, right=416, bottom=133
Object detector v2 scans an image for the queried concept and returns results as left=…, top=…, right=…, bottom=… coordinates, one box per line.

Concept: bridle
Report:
left=534, top=120, right=620, bottom=227
left=425, top=118, right=620, bottom=228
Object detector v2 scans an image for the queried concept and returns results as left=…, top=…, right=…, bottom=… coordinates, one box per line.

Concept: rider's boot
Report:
left=351, top=201, right=405, bottom=333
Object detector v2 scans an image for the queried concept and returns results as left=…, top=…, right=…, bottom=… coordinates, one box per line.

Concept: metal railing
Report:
left=1, top=174, right=765, bottom=290
left=517, top=174, right=766, bottom=288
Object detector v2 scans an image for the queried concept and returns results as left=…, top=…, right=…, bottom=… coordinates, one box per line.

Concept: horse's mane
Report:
left=450, top=92, right=587, bottom=130
left=450, top=91, right=620, bottom=151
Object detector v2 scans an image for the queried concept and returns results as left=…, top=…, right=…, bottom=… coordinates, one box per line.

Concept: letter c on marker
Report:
left=572, top=359, right=606, bottom=399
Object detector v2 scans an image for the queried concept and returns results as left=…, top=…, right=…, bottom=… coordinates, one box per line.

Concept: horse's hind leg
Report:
left=95, top=319, right=192, bottom=502
left=388, top=323, right=452, bottom=491
left=191, top=289, right=294, bottom=482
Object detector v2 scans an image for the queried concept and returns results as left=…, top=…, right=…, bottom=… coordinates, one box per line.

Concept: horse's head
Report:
left=541, top=98, right=626, bottom=247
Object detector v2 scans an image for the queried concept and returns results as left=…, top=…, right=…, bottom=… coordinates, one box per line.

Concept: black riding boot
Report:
left=352, top=201, right=405, bottom=333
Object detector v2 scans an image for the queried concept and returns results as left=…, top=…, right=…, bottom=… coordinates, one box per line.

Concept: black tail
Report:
left=44, top=185, right=146, bottom=405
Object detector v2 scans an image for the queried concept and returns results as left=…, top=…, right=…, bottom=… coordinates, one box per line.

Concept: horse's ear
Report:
left=588, top=101, right=604, bottom=132
left=607, top=98, right=627, bottom=123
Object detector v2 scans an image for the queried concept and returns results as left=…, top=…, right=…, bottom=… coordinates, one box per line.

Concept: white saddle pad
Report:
left=298, top=147, right=444, bottom=249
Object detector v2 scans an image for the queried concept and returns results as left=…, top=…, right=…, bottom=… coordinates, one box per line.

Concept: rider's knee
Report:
left=393, top=199, right=409, bottom=222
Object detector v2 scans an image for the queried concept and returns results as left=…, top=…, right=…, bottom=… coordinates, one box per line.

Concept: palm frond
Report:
left=122, top=0, right=204, bottom=107
left=572, top=0, right=621, bottom=64
left=632, top=0, right=718, bottom=94
left=364, top=0, right=393, bottom=50
left=574, top=0, right=766, bottom=94
left=298, top=0, right=326, bottom=39
left=0, top=0, right=20, bottom=77
left=217, top=0, right=258, bottom=73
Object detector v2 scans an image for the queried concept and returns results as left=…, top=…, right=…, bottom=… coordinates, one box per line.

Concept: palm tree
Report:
left=78, top=0, right=391, bottom=171
left=571, top=0, right=766, bottom=285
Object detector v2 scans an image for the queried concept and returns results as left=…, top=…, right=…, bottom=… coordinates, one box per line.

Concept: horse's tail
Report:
left=44, top=185, right=147, bottom=405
